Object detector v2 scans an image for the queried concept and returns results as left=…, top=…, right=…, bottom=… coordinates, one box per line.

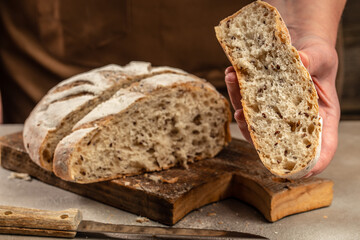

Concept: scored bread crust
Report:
left=53, top=73, right=232, bottom=183
left=23, top=62, right=186, bottom=171
left=215, top=1, right=322, bottom=178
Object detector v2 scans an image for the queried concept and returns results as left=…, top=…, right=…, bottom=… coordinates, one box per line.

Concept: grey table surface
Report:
left=0, top=122, right=359, bottom=240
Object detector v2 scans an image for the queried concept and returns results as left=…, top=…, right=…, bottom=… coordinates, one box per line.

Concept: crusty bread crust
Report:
left=215, top=1, right=321, bottom=178
left=53, top=127, right=97, bottom=181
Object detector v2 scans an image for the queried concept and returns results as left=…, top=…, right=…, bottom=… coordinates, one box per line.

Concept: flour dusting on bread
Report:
left=23, top=62, right=186, bottom=171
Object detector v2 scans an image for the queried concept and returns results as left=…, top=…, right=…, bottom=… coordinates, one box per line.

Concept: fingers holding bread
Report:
left=215, top=1, right=322, bottom=179
left=225, top=67, right=243, bottom=111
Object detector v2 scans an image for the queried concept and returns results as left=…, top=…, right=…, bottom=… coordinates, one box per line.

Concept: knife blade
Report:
left=0, top=205, right=268, bottom=239
left=77, top=220, right=267, bottom=239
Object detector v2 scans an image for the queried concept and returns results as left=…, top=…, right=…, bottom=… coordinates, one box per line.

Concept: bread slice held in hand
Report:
left=215, top=1, right=322, bottom=178
left=53, top=73, right=231, bottom=183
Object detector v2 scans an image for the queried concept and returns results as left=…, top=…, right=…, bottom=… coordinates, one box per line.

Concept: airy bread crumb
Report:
left=53, top=73, right=231, bottom=183
left=215, top=1, right=321, bottom=178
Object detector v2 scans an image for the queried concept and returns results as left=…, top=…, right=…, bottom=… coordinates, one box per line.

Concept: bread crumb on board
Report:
left=8, top=172, right=32, bottom=181
left=147, top=174, right=179, bottom=184
left=136, top=216, right=150, bottom=223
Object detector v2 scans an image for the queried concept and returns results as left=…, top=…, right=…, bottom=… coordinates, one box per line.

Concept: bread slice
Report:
left=23, top=62, right=185, bottom=171
left=215, top=1, right=322, bottom=178
left=53, top=73, right=231, bottom=183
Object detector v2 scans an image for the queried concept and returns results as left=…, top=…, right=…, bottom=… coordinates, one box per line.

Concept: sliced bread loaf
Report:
left=53, top=73, right=231, bottom=183
left=23, top=62, right=185, bottom=171
left=215, top=1, right=322, bottom=178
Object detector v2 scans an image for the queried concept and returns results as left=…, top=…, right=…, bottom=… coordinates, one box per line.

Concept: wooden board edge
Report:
left=231, top=174, right=273, bottom=221
left=269, top=179, right=334, bottom=222
left=172, top=173, right=233, bottom=224
left=231, top=174, right=334, bottom=222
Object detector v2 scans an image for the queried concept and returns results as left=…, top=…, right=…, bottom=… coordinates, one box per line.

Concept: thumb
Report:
left=298, top=46, right=337, bottom=80
left=234, top=109, right=253, bottom=144
left=298, top=51, right=310, bottom=71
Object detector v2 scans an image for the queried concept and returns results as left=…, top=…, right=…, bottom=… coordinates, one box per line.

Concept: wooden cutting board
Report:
left=0, top=132, right=333, bottom=225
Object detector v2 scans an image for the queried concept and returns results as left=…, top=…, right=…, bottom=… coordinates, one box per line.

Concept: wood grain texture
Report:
left=0, top=206, right=82, bottom=238
left=0, top=132, right=333, bottom=225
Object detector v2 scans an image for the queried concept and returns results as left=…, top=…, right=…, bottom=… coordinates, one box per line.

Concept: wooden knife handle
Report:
left=0, top=206, right=82, bottom=238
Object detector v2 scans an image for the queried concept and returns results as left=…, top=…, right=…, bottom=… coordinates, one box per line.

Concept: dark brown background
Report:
left=0, top=0, right=359, bottom=123
left=340, top=0, right=360, bottom=120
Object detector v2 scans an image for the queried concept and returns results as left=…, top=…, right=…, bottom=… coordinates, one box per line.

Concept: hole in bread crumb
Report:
left=307, top=123, right=315, bottom=134
left=43, top=149, right=51, bottom=163
left=272, top=106, right=283, bottom=119
left=170, top=128, right=179, bottom=136
left=307, top=101, right=313, bottom=110
left=284, top=161, right=296, bottom=171
left=284, top=150, right=289, bottom=156
left=303, top=138, right=311, bottom=146
left=192, top=130, right=200, bottom=135
left=210, top=98, right=218, bottom=104
left=193, top=114, right=202, bottom=125
left=288, top=122, right=296, bottom=132
left=80, top=169, right=86, bottom=176
left=249, top=104, right=260, bottom=113
left=147, top=148, right=155, bottom=154
left=293, top=96, right=302, bottom=106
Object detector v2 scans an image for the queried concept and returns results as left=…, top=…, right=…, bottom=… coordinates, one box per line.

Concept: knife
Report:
left=0, top=206, right=268, bottom=239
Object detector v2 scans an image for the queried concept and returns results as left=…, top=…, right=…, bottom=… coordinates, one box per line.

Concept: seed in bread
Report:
left=215, top=1, right=322, bottom=178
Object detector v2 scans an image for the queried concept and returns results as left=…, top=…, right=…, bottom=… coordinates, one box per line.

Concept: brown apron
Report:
left=0, top=0, right=251, bottom=123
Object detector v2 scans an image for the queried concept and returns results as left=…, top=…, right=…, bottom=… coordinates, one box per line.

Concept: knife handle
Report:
left=0, top=205, right=82, bottom=238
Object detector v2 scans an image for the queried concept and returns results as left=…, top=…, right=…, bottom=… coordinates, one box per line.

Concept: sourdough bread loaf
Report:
left=53, top=73, right=231, bottom=183
left=23, top=62, right=231, bottom=183
left=215, top=1, right=322, bottom=178
left=23, top=62, right=185, bottom=171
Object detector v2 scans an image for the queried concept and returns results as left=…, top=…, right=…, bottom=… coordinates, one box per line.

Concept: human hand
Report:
left=225, top=35, right=340, bottom=177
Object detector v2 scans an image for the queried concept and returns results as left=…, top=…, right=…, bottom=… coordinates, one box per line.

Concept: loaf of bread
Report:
left=23, top=62, right=231, bottom=183
left=23, top=62, right=185, bottom=171
left=53, top=73, right=231, bottom=183
left=215, top=1, right=322, bottom=178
